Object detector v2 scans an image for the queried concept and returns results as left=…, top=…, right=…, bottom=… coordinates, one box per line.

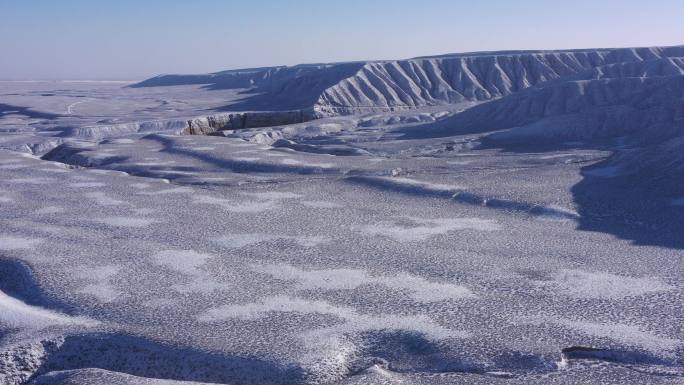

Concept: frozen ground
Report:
left=1, top=46, right=684, bottom=385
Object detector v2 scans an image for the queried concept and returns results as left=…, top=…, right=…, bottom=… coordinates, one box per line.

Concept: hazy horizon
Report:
left=2, top=0, right=684, bottom=80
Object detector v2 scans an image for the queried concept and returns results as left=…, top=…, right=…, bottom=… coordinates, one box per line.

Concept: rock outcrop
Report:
left=183, top=110, right=314, bottom=135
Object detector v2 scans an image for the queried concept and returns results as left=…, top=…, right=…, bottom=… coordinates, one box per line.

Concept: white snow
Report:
left=552, top=318, right=681, bottom=353
left=84, top=191, right=124, bottom=205
left=0, top=235, right=42, bottom=250
left=546, top=269, right=674, bottom=299
left=34, top=206, right=65, bottom=215
left=300, top=200, right=344, bottom=209
left=358, top=216, right=500, bottom=242
left=74, top=265, right=121, bottom=302
left=70, top=182, right=107, bottom=188
left=153, top=250, right=214, bottom=276
left=153, top=250, right=230, bottom=294
left=94, top=217, right=157, bottom=228
left=192, top=195, right=278, bottom=213
left=254, top=264, right=476, bottom=302
left=241, top=191, right=302, bottom=200
left=199, top=295, right=465, bottom=341
left=216, top=234, right=330, bottom=249
left=0, top=290, right=97, bottom=329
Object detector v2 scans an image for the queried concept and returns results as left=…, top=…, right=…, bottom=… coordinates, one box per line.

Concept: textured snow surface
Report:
left=1, top=46, right=684, bottom=385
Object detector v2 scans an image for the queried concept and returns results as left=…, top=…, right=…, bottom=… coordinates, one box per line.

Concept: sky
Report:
left=1, top=0, right=683, bottom=80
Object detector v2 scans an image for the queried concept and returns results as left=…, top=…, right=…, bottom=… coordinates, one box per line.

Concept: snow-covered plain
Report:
left=1, top=46, right=684, bottom=385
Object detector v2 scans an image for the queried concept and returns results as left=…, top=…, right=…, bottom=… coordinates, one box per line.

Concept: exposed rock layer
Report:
left=183, top=110, right=313, bottom=135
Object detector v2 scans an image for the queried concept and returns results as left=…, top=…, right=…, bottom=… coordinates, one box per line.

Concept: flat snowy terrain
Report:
left=1, top=46, right=684, bottom=385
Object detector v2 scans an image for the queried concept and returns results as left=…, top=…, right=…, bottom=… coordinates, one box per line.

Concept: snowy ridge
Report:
left=315, top=47, right=684, bottom=114
left=133, top=46, right=684, bottom=116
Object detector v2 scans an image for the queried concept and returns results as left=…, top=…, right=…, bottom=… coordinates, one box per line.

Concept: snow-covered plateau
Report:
left=1, top=46, right=683, bottom=385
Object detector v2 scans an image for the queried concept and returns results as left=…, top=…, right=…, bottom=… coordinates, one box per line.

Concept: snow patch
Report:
left=0, top=192, right=12, bottom=203
left=153, top=250, right=214, bottom=277
left=0, top=235, right=42, bottom=250
left=70, top=182, right=107, bottom=188
left=192, top=195, right=277, bottom=213
left=138, top=187, right=193, bottom=196
left=358, top=217, right=500, bottom=242
left=254, top=263, right=476, bottom=302
left=199, top=295, right=465, bottom=341
left=95, top=217, right=157, bottom=228
left=550, top=318, right=681, bottom=353
left=129, top=182, right=151, bottom=189
left=241, top=191, right=302, bottom=200
left=84, top=191, right=124, bottom=206
left=547, top=269, right=674, bottom=299
left=75, top=265, right=121, bottom=303
left=4, top=178, right=51, bottom=185
left=153, top=250, right=228, bottom=293
left=300, top=200, right=344, bottom=209
left=34, top=206, right=64, bottom=215
left=216, top=234, right=330, bottom=249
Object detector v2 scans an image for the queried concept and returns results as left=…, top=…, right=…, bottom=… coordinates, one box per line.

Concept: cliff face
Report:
left=60, top=110, right=315, bottom=139
left=183, top=110, right=313, bottom=135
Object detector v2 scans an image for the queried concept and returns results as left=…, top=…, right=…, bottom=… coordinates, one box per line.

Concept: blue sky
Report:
left=1, top=0, right=683, bottom=80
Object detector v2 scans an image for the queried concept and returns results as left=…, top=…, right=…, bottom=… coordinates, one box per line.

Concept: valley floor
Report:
left=0, top=81, right=683, bottom=385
